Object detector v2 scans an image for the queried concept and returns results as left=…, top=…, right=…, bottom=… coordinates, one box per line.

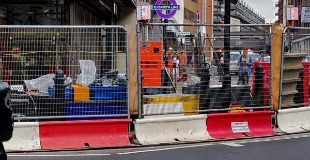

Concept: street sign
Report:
left=178, top=32, right=190, bottom=37
left=152, top=5, right=180, bottom=10
left=286, top=6, right=299, bottom=21
left=137, top=5, right=151, bottom=21
left=153, top=0, right=180, bottom=19
left=301, top=7, right=310, bottom=23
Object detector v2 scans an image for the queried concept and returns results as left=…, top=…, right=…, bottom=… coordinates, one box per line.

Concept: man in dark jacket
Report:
left=0, top=82, right=12, bottom=160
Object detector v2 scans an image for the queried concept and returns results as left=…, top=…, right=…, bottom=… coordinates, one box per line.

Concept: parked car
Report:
left=248, top=53, right=261, bottom=62
left=230, top=52, right=241, bottom=75
left=262, top=56, right=271, bottom=62
left=302, top=56, right=310, bottom=62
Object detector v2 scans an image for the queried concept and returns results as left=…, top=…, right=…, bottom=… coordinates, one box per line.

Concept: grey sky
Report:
left=243, top=0, right=278, bottom=23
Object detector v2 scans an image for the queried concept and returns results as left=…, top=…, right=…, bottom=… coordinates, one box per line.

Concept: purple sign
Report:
left=154, top=0, right=179, bottom=19
left=197, top=11, right=200, bottom=22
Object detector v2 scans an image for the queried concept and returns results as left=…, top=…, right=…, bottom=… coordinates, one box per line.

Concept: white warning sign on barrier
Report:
left=231, top=122, right=250, bottom=133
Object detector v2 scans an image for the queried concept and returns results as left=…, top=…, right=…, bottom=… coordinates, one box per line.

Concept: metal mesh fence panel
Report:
left=281, top=27, right=310, bottom=109
left=0, top=25, right=129, bottom=121
left=138, top=23, right=272, bottom=117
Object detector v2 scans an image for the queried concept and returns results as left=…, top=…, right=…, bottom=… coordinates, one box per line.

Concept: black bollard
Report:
left=294, top=69, right=305, bottom=105
left=1, top=83, right=11, bottom=160
left=223, top=74, right=232, bottom=105
left=217, top=74, right=232, bottom=109
left=199, top=63, right=211, bottom=110
left=0, top=142, right=7, bottom=160
left=253, top=65, right=265, bottom=107
left=54, top=70, right=66, bottom=116
left=0, top=82, right=13, bottom=143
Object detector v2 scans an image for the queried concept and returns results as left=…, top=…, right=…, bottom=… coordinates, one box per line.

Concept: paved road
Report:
left=7, top=132, right=310, bottom=160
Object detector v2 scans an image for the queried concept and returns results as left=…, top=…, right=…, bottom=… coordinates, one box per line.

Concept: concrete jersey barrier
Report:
left=135, top=115, right=212, bottom=145
left=3, top=122, right=41, bottom=151
left=277, top=107, right=310, bottom=133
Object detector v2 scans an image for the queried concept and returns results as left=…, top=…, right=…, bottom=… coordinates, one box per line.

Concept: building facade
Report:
left=0, top=0, right=136, bottom=25
left=213, top=0, right=266, bottom=52
left=278, top=0, right=284, bottom=23
left=277, top=0, right=310, bottom=27
left=0, top=0, right=136, bottom=81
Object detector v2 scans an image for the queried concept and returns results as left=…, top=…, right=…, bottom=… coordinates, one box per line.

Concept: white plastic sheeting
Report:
left=24, top=74, right=55, bottom=93
left=76, top=60, right=96, bottom=86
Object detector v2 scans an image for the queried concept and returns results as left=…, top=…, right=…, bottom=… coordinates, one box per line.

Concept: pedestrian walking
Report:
left=237, top=49, right=253, bottom=85
left=179, top=51, right=187, bottom=73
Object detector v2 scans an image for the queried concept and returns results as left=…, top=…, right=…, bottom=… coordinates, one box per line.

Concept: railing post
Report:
left=126, top=25, right=139, bottom=116
left=272, top=23, right=284, bottom=110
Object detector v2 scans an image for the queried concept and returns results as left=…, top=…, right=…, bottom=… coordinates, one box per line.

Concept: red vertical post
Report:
left=302, top=62, right=310, bottom=106
left=65, top=66, right=69, bottom=77
left=49, top=65, right=55, bottom=74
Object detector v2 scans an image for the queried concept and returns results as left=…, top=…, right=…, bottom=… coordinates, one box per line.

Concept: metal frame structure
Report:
left=0, top=25, right=129, bottom=121
left=279, top=26, right=310, bottom=109
left=137, top=23, right=273, bottom=118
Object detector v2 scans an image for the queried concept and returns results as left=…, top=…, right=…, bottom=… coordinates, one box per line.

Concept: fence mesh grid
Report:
left=281, top=27, right=310, bottom=109
left=138, top=23, right=272, bottom=117
left=0, top=26, right=129, bottom=121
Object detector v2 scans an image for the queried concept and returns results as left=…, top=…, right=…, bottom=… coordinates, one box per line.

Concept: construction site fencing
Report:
left=0, top=25, right=129, bottom=121
left=137, top=23, right=273, bottom=118
left=280, top=26, right=310, bottom=109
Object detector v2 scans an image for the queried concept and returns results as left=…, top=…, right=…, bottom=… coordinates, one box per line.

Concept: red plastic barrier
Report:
left=207, top=111, right=275, bottom=139
left=40, top=119, right=132, bottom=150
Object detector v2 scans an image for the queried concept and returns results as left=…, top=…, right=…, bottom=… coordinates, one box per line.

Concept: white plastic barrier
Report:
left=277, top=107, right=310, bottom=133
left=143, top=103, right=184, bottom=118
left=3, top=122, right=41, bottom=151
left=135, top=115, right=212, bottom=145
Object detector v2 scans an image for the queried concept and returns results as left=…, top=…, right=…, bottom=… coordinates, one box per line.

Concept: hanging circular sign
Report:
left=153, top=0, right=180, bottom=19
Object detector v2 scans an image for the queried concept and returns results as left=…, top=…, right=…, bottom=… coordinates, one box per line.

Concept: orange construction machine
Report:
left=140, top=41, right=163, bottom=87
